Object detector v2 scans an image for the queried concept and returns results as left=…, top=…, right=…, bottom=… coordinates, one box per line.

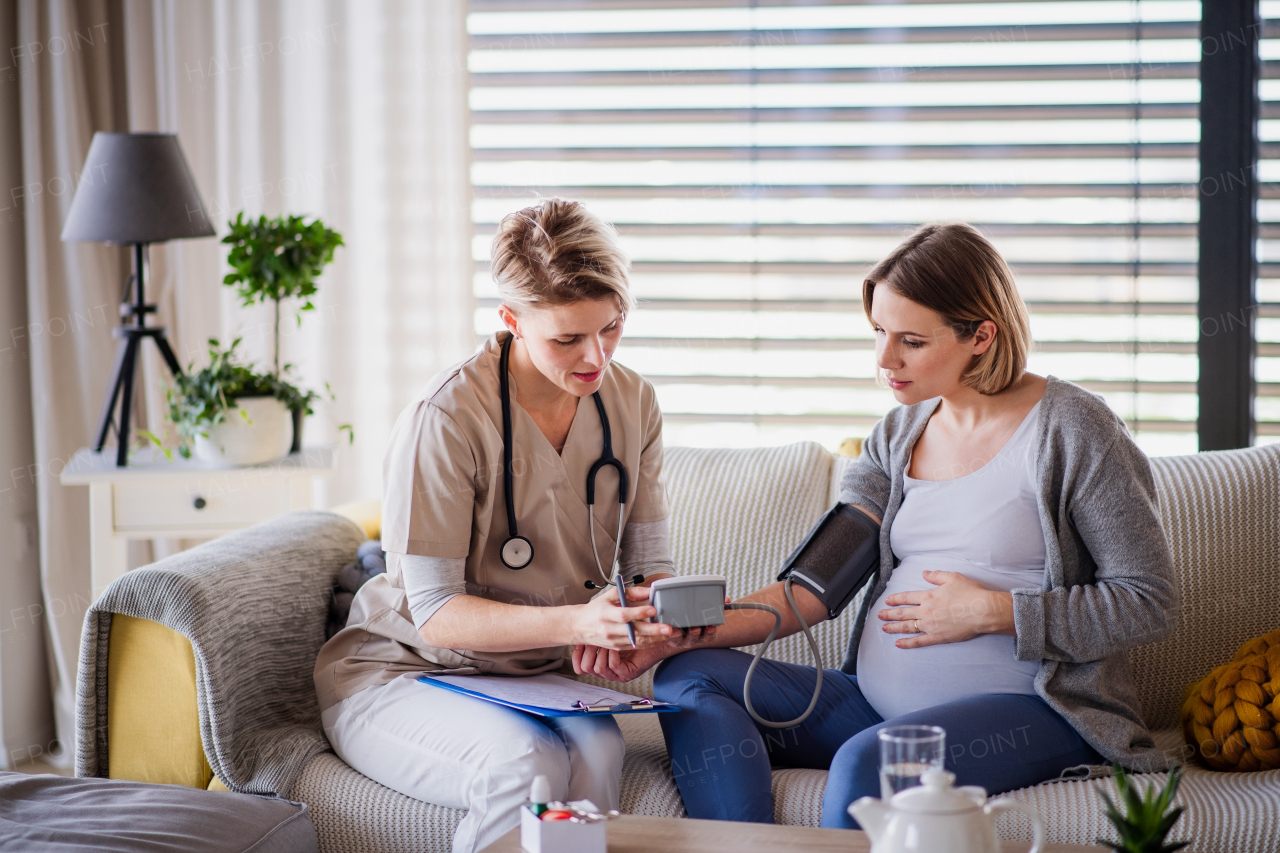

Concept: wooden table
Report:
left=482, top=813, right=1105, bottom=852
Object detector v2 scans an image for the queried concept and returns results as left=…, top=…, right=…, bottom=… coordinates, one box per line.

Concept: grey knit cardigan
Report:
left=839, top=376, right=1179, bottom=772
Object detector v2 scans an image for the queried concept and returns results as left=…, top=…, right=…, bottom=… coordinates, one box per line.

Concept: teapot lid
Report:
left=890, top=769, right=983, bottom=814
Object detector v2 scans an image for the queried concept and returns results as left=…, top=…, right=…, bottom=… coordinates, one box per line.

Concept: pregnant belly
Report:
left=856, top=557, right=1042, bottom=721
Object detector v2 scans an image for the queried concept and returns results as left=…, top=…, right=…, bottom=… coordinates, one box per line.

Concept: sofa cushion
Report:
left=291, top=753, right=462, bottom=853
left=997, top=729, right=1280, bottom=852
left=1136, top=447, right=1280, bottom=730
left=0, top=772, right=317, bottom=852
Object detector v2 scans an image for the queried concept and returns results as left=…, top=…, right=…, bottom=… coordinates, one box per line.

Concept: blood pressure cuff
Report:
left=777, top=503, right=881, bottom=619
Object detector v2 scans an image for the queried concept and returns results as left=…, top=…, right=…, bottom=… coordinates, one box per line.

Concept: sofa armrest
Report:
left=105, top=614, right=212, bottom=788
left=77, top=510, right=365, bottom=797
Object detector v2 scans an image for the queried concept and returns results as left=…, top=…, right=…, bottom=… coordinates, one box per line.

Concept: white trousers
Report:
left=321, top=673, right=625, bottom=853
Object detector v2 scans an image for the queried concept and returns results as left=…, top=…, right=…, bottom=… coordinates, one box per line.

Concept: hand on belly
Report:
left=878, top=570, right=1016, bottom=649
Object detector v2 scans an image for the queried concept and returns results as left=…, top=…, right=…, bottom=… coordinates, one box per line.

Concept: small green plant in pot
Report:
left=221, top=211, right=344, bottom=451
left=159, top=338, right=292, bottom=465
left=153, top=338, right=350, bottom=465
left=1096, top=763, right=1188, bottom=853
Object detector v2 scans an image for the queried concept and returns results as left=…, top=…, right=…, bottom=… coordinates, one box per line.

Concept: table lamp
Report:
left=61, top=132, right=216, bottom=466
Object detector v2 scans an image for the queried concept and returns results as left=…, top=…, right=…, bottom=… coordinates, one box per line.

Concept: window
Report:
left=1257, top=3, right=1280, bottom=445
left=468, top=1, right=1210, bottom=454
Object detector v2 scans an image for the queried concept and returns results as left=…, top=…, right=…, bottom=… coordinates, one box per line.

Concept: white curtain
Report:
left=2, top=0, right=473, bottom=767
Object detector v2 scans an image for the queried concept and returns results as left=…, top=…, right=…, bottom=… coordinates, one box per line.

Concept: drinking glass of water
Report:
left=878, top=725, right=946, bottom=799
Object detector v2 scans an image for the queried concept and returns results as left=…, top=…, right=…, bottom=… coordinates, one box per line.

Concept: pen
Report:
left=613, top=573, right=636, bottom=647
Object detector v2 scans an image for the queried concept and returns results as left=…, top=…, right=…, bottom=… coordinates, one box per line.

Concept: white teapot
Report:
left=848, top=769, right=1044, bottom=853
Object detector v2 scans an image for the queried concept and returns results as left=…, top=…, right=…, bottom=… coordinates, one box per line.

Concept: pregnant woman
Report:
left=575, top=222, right=1180, bottom=826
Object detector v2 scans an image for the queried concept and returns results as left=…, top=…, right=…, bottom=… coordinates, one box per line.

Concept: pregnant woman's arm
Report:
left=1013, top=436, right=1177, bottom=663
left=575, top=505, right=882, bottom=682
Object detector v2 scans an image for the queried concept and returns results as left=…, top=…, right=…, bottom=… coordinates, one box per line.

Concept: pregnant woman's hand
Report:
left=877, top=570, right=1016, bottom=648
left=572, top=625, right=717, bottom=682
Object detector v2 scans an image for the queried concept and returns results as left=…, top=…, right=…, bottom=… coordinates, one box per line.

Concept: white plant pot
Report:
left=193, top=396, right=293, bottom=466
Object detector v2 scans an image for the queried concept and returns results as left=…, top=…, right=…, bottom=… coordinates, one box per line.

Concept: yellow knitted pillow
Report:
left=1181, top=628, right=1280, bottom=771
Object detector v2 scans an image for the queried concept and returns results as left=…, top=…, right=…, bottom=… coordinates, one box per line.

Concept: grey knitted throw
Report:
left=76, top=511, right=365, bottom=796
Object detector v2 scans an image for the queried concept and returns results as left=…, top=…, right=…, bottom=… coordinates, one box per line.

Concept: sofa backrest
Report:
left=1137, top=445, right=1280, bottom=729
left=656, top=441, right=1280, bottom=734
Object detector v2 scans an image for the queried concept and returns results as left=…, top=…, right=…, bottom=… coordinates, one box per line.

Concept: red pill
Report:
left=541, top=810, right=573, bottom=821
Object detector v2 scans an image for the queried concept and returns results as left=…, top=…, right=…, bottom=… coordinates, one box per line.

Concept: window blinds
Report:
left=1257, top=6, right=1280, bottom=446
left=468, top=1, right=1209, bottom=455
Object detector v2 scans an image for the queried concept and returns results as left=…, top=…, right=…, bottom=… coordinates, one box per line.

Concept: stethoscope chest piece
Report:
left=501, top=535, right=534, bottom=570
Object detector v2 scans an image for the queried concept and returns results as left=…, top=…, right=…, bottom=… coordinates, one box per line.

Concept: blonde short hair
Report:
left=863, top=223, right=1032, bottom=396
left=490, top=198, right=635, bottom=313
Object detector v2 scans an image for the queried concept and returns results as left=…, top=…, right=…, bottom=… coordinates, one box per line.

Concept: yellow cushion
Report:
left=1182, top=628, right=1280, bottom=771
left=331, top=498, right=382, bottom=540
left=837, top=437, right=863, bottom=457
left=208, top=776, right=230, bottom=791
left=107, top=615, right=213, bottom=788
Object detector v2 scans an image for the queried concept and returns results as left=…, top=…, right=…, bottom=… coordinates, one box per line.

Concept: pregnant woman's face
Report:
left=870, top=286, right=995, bottom=405
left=503, top=297, right=626, bottom=398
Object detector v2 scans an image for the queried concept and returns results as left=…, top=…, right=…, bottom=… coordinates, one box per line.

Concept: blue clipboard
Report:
left=417, top=673, right=680, bottom=718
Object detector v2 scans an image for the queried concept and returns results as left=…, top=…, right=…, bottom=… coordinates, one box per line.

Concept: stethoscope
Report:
left=498, top=333, right=630, bottom=590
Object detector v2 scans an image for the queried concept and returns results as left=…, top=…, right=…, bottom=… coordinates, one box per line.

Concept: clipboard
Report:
left=417, top=672, right=680, bottom=718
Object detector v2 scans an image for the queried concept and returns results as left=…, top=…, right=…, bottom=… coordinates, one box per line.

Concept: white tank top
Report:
left=856, top=401, right=1045, bottom=721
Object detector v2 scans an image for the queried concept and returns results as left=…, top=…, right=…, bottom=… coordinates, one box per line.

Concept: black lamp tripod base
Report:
left=92, top=242, right=183, bottom=467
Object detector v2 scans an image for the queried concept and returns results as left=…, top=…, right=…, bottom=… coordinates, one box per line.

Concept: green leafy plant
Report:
left=151, top=338, right=351, bottom=460
left=221, top=212, right=344, bottom=376
left=1096, top=764, right=1188, bottom=853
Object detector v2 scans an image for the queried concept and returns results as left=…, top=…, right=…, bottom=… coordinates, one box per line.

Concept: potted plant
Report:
left=221, top=211, right=344, bottom=451
left=162, top=338, right=294, bottom=465
left=150, top=337, right=351, bottom=466
left=1096, top=763, right=1188, bottom=853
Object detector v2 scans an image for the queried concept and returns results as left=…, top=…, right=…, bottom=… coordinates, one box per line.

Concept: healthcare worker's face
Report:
left=503, top=298, right=625, bottom=397
left=869, top=284, right=995, bottom=405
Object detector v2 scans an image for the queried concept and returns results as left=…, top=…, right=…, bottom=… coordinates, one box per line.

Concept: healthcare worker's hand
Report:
left=571, top=625, right=717, bottom=682
left=570, top=583, right=677, bottom=651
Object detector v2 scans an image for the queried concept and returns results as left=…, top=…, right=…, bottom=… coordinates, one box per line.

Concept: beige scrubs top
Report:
left=314, top=332, right=669, bottom=711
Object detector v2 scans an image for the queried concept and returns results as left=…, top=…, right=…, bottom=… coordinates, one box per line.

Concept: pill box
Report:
left=520, top=805, right=606, bottom=853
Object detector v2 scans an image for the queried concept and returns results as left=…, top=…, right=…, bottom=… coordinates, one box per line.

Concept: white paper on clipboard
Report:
left=420, top=672, right=669, bottom=714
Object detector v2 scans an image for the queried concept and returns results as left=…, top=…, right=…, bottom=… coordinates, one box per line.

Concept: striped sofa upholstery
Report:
left=83, top=442, right=1280, bottom=853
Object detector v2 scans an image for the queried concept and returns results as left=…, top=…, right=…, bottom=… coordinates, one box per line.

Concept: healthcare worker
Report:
left=314, top=198, right=695, bottom=853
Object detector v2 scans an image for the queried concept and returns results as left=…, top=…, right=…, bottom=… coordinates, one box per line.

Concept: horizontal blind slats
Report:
left=472, top=144, right=1198, bottom=160
left=469, top=23, right=1197, bottom=51
left=472, top=67, right=1198, bottom=87
left=473, top=105, right=1198, bottom=122
left=470, top=1, right=1207, bottom=454
left=475, top=297, right=1209, bottom=315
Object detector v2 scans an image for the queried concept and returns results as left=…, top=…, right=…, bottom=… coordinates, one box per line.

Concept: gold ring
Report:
left=914, top=619, right=922, bottom=633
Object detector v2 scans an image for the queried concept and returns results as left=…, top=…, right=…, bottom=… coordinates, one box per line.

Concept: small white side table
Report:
left=60, top=446, right=337, bottom=599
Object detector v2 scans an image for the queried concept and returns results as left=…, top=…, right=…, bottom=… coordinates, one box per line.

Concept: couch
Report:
left=76, top=442, right=1280, bottom=853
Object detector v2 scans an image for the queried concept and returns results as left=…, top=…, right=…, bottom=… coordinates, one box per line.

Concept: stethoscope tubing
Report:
left=498, top=332, right=628, bottom=585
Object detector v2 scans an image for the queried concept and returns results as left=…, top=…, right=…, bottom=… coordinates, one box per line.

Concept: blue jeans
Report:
left=654, top=648, right=1103, bottom=828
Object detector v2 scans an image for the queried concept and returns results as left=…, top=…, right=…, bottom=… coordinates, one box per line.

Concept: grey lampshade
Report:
left=60, top=132, right=215, bottom=245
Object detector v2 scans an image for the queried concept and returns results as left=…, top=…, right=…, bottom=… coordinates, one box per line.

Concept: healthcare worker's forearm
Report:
left=419, top=589, right=672, bottom=652
left=419, top=595, right=578, bottom=651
